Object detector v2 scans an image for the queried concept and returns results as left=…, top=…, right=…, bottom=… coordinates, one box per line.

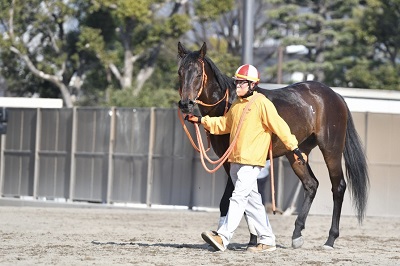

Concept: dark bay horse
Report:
left=177, top=42, right=369, bottom=249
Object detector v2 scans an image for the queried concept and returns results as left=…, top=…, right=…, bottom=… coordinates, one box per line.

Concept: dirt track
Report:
left=0, top=205, right=399, bottom=265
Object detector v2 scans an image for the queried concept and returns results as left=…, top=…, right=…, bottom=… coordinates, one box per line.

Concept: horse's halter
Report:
left=179, top=59, right=230, bottom=115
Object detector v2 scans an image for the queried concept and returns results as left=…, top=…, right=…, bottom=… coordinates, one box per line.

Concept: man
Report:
left=186, top=64, right=307, bottom=252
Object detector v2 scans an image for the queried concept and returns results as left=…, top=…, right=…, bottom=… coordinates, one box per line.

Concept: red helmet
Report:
left=233, top=64, right=260, bottom=83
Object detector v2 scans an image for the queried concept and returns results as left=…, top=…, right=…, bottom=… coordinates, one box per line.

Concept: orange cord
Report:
left=269, top=145, right=276, bottom=214
left=191, top=94, right=263, bottom=173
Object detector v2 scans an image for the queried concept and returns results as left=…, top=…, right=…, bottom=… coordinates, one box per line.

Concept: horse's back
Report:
left=259, top=81, right=344, bottom=107
left=257, top=81, right=348, bottom=155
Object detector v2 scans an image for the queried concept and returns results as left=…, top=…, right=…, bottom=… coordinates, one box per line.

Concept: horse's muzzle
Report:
left=178, top=99, right=195, bottom=114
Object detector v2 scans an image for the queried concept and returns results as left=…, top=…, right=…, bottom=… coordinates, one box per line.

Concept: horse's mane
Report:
left=203, top=56, right=236, bottom=93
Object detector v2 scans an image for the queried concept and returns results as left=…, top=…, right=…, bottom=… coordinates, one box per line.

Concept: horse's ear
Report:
left=199, top=42, right=207, bottom=59
left=178, top=42, right=189, bottom=58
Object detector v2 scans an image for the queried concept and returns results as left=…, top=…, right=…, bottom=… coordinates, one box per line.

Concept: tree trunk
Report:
left=132, top=44, right=161, bottom=96
left=122, top=49, right=134, bottom=89
left=52, top=81, right=73, bottom=107
left=10, top=46, right=74, bottom=107
left=133, top=66, right=155, bottom=96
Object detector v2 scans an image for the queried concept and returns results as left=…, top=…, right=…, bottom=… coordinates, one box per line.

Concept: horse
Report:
left=177, top=42, right=369, bottom=249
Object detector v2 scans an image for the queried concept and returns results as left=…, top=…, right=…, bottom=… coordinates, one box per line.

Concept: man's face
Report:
left=235, top=80, right=252, bottom=97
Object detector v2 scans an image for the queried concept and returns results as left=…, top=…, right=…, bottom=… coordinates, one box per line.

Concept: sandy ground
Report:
left=0, top=205, right=399, bottom=266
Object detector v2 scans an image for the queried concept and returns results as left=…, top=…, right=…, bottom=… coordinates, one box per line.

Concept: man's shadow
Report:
left=91, top=240, right=206, bottom=250
left=91, top=240, right=287, bottom=252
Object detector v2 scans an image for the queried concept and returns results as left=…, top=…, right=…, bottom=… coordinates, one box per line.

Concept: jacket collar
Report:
left=239, top=91, right=258, bottom=102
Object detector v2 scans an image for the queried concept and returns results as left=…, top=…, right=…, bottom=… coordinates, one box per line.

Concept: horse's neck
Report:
left=198, top=83, right=232, bottom=117
left=200, top=62, right=236, bottom=116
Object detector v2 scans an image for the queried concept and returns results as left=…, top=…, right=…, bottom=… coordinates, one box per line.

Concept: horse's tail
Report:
left=343, top=107, right=369, bottom=223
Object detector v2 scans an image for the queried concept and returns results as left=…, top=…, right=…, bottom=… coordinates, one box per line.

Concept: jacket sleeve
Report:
left=202, top=113, right=232, bottom=135
left=260, top=98, right=298, bottom=151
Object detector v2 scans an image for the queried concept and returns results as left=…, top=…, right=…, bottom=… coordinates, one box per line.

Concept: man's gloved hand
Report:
left=184, top=114, right=202, bottom=124
left=292, top=148, right=307, bottom=164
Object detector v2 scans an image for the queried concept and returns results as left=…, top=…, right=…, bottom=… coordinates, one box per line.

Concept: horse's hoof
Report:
left=292, top=236, right=304, bottom=249
left=322, top=244, right=334, bottom=250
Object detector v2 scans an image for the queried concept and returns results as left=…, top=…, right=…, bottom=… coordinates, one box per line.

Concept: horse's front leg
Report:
left=288, top=156, right=319, bottom=249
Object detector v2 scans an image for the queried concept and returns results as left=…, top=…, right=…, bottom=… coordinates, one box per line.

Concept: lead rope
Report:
left=194, top=94, right=263, bottom=173
left=269, top=145, right=276, bottom=214
left=178, top=109, right=205, bottom=152
left=177, top=89, right=229, bottom=153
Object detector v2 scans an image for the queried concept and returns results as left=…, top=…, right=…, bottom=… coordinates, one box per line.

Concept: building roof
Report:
left=260, top=83, right=400, bottom=114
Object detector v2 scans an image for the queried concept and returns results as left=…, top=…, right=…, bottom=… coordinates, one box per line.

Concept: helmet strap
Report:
left=242, top=81, right=255, bottom=98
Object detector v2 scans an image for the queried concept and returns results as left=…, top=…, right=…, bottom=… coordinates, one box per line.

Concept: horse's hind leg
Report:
left=321, top=154, right=347, bottom=249
left=289, top=156, right=319, bottom=248
left=219, top=162, right=233, bottom=219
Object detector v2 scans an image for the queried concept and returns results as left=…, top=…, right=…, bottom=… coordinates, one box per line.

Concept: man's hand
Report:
left=184, top=114, right=202, bottom=124
left=293, top=148, right=307, bottom=164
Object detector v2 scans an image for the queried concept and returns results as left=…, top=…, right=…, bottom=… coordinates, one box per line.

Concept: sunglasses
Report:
left=235, top=80, right=249, bottom=86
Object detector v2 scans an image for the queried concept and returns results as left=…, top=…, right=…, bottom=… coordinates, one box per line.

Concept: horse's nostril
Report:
left=179, top=100, right=195, bottom=110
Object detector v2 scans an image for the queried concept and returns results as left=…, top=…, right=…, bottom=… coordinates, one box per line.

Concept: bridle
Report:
left=178, top=59, right=229, bottom=152
left=179, top=59, right=230, bottom=116
left=178, top=58, right=230, bottom=152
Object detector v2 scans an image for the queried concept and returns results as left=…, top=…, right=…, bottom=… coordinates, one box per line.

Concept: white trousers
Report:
left=217, top=163, right=276, bottom=247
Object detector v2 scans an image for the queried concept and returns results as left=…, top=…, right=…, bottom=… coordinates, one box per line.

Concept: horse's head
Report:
left=177, top=42, right=207, bottom=114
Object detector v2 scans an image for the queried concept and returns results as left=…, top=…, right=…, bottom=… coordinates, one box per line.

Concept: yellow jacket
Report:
left=202, top=91, right=298, bottom=167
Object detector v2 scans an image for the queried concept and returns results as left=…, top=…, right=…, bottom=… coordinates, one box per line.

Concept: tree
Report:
left=78, top=0, right=191, bottom=97
left=263, top=0, right=361, bottom=83
left=343, top=0, right=400, bottom=90
left=181, top=0, right=275, bottom=75
left=0, top=0, right=92, bottom=107
left=0, top=0, right=192, bottom=107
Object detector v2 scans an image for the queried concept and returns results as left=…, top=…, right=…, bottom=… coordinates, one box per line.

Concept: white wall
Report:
left=0, top=97, right=63, bottom=108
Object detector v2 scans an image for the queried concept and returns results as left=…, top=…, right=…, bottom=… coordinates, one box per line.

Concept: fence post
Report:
left=106, top=107, right=116, bottom=204
left=33, top=108, right=41, bottom=198
left=0, top=134, right=5, bottom=196
left=69, top=107, right=77, bottom=202
left=146, top=107, right=156, bottom=207
left=364, top=112, right=369, bottom=153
